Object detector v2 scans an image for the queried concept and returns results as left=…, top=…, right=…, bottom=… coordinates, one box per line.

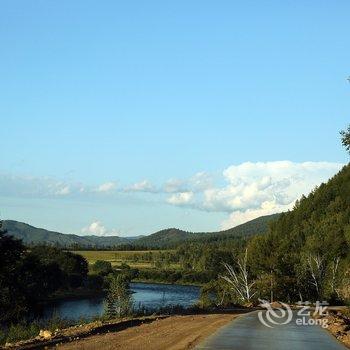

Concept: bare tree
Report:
left=330, top=256, right=341, bottom=297
left=306, top=254, right=327, bottom=300
left=221, top=249, right=256, bottom=303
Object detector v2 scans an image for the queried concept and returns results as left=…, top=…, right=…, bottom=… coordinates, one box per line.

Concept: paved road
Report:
left=195, top=310, right=347, bottom=350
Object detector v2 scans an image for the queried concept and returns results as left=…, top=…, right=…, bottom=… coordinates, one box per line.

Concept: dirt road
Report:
left=53, top=313, right=238, bottom=350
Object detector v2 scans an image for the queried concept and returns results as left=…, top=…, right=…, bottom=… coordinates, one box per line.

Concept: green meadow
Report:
left=72, top=250, right=179, bottom=269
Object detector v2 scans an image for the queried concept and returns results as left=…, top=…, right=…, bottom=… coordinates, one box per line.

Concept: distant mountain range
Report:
left=3, top=213, right=280, bottom=249
left=3, top=220, right=132, bottom=247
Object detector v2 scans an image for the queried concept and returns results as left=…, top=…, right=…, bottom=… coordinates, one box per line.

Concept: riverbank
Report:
left=41, top=289, right=106, bottom=303
left=31, top=282, right=201, bottom=324
left=40, top=280, right=200, bottom=305
left=132, top=278, right=202, bottom=287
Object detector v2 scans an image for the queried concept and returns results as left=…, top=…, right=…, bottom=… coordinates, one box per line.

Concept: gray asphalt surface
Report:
left=195, top=310, right=347, bottom=350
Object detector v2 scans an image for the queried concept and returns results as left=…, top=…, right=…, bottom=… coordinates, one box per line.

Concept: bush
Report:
left=0, top=329, right=6, bottom=346
left=104, top=274, right=133, bottom=319
left=92, top=260, right=113, bottom=276
left=121, top=267, right=139, bottom=280
left=0, top=316, right=71, bottom=346
left=120, top=262, right=130, bottom=270
left=5, top=322, right=40, bottom=344
left=86, top=274, right=104, bottom=290
left=30, top=246, right=88, bottom=289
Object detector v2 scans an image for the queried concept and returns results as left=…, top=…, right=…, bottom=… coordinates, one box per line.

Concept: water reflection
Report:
left=43, top=282, right=200, bottom=321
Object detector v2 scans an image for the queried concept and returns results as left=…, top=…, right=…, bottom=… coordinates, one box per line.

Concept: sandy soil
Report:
left=53, top=313, right=238, bottom=350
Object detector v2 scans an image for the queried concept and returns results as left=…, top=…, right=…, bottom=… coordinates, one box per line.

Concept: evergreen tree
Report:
left=340, top=125, right=350, bottom=155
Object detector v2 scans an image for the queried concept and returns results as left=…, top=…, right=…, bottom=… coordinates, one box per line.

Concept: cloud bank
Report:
left=95, top=182, right=117, bottom=193
left=219, top=161, right=344, bottom=227
left=124, top=180, right=156, bottom=193
left=167, top=191, right=194, bottom=205
left=0, top=161, right=344, bottom=230
left=163, top=161, right=344, bottom=228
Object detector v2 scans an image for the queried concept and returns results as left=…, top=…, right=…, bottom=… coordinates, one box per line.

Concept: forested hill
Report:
left=2, top=220, right=131, bottom=248
left=134, top=214, right=280, bottom=248
left=3, top=213, right=280, bottom=249
left=247, top=163, right=350, bottom=301
left=268, top=163, right=350, bottom=246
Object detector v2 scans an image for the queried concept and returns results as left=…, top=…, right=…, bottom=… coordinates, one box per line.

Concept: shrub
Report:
left=104, top=274, right=133, bottom=319
left=86, top=274, right=104, bottom=290
left=92, top=260, right=113, bottom=276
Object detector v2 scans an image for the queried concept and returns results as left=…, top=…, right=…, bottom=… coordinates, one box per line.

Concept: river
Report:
left=42, top=282, right=201, bottom=321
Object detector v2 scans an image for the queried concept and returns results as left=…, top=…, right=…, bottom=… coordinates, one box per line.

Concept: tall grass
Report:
left=0, top=315, right=72, bottom=345
left=0, top=302, right=200, bottom=345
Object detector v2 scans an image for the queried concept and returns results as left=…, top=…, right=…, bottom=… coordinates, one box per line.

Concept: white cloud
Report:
left=95, top=182, right=117, bottom=193
left=81, top=220, right=120, bottom=236
left=82, top=221, right=107, bottom=236
left=0, top=174, right=78, bottom=197
left=0, top=174, right=116, bottom=198
left=190, top=172, right=214, bottom=192
left=220, top=202, right=280, bottom=230
left=167, top=191, right=194, bottom=205
left=162, top=172, right=213, bottom=193
left=55, top=185, right=71, bottom=196
left=163, top=178, right=187, bottom=193
left=0, top=161, right=344, bottom=231
left=160, top=161, right=343, bottom=228
left=125, top=180, right=156, bottom=192
left=210, top=161, right=344, bottom=228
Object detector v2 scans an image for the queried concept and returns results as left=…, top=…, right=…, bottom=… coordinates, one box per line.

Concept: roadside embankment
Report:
left=315, top=308, right=350, bottom=348
left=2, top=310, right=245, bottom=350
left=51, top=313, right=240, bottom=350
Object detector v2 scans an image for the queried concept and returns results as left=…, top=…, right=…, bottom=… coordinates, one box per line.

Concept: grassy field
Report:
left=72, top=250, right=178, bottom=269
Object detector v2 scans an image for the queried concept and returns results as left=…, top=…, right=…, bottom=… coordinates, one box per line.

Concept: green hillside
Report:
left=247, top=163, right=350, bottom=301
left=3, top=220, right=130, bottom=248
left=3, top=213, right=280, bottom=249
left=268, top=163, right=350, bottom=251
left=134, top=213, right=280, bottom=248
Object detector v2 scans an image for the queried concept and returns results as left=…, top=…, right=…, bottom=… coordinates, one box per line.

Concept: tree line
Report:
left=0, top=222, right=88, bottom=323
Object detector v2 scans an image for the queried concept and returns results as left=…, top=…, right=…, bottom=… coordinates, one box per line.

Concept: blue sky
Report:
left=0, top=1, right=349, bottom=236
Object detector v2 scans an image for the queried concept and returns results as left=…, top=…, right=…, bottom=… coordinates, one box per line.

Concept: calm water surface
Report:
left=43, top=282, right=200, bottom=321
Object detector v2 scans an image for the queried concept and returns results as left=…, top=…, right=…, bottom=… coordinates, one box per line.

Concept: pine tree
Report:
left=340, top=125, right=350, bottom=155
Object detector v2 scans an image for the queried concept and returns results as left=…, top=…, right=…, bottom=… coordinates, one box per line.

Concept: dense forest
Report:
left=244, top=162, right=350, bottom=303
